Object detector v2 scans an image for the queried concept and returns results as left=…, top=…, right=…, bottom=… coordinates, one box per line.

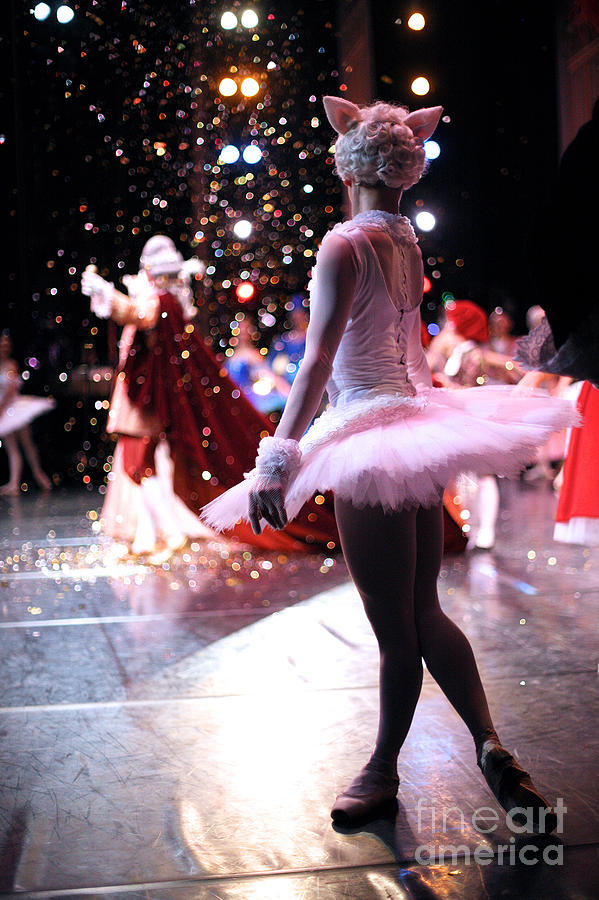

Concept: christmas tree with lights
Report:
left=10, top=0, right=342, bottom=482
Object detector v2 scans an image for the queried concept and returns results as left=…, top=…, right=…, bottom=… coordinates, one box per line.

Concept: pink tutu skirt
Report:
left=201, top=386, right=579, bottom=530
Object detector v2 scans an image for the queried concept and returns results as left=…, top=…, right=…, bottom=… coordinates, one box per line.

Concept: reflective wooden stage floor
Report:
left=0, top=479, right=598, bottom=898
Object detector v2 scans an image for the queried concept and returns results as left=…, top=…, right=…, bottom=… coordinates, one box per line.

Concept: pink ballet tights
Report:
left=333, top=499, right=498, bottom=775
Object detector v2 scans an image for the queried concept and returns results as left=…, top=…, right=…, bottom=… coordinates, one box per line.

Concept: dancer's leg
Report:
left=413, top=504, right=557, bottom=833
left=122, top=435, right=185, bottom=552
left=413, top=503, right=496, bottom=748
left=17, top=426, right=51, bottom=490
left=334, top=497, right=423, bottom=769
left=122, top=436, right=158, bottom=554
left=0, top=433, right=23, bottom=495
left=140, top=475, right=185, bottom=549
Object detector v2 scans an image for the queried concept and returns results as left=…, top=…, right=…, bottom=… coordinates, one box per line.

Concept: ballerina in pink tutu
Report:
left=0, top=331, right=54, bottom=496
left=203, top=97, right=577, bottom=830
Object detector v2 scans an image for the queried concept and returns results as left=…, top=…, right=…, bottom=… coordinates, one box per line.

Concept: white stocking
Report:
left=475, top=476, right=500, bottom=549
left=140, top=476, right=185, bottom=548
left=132, top=491, right=156, bottom=554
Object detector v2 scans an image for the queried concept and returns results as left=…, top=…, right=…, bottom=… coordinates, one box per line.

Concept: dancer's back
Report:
left=320, top=210, right=429, bottom=405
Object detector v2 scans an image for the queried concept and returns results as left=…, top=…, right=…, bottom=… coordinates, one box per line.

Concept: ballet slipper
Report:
left=146, top=536, right=188, bottom=566
left=478, top=740, right=558, bottom=834
left=331, top=763, right=399, bottom=827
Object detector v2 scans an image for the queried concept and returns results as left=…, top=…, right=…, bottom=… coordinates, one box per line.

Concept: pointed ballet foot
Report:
left=331, top=764, right=399, bottom=828
left=478, top=740, right=558, bottom=834
left=34, top=472, right=52, bottom=491
left=0, top=483, right=20, bottom=497
left=147, top=535, right=188, bottom=566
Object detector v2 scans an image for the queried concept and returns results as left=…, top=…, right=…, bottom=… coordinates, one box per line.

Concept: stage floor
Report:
left=0, top=479, right=598, bottom=898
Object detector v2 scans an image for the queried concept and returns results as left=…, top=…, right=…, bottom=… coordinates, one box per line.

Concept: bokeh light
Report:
left=411, top=76, right=430, bottom=96
left=242, top=144, right=262, bottom=164
left=423, top=275, right=432, bottom=292
left=220, top=11, right=238, bottom=29
left=219, top=144, right=240, bottom=164
left=219, top=77, right=238, bottom=97
left=33, top=2, right=51, bottom=20
left=415, top=211, right=436, bottom=231
left=56, top=4, right=75, bottom=23
left=240, top=77, right=260, bottom=97
left=240, top=9, right=259, bottom=28
left=233, top=219, right=252, bottom=239
left=236, top=281, right=255, bottom=301
left=424, top=140, right=440, bottom=160
left=408, top=13, right=426, bottom=30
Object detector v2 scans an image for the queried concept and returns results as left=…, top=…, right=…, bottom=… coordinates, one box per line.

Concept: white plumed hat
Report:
left=140, top=235, right=204, bottom=278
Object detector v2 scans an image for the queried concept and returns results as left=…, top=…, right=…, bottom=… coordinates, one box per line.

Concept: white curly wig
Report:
left=323, top=96, right=443, bottom=191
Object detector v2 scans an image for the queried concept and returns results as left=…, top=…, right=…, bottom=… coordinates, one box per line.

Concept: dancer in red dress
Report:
left=81, top=236, right=337, bottom=557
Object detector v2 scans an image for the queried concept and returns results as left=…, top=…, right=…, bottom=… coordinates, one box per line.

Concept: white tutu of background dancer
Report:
left=0, top=331, right=54, bottom=495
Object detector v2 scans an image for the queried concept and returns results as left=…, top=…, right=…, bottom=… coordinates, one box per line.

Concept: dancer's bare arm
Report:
left=273, top=233, right=357, bottom=441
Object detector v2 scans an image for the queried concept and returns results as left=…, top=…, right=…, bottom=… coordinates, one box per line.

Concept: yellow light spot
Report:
left=219, top=77, right=237, bottom=97
left=408, top=12, right=426, bottom=30
left=411, top=76, right=430, bottom=96
left=240, top=77, right=260, bottom=97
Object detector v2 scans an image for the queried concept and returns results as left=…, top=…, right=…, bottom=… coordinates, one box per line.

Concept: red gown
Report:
left=554, top=381, right=599, bottom=545
left=110, top=291, right=338, bottom=552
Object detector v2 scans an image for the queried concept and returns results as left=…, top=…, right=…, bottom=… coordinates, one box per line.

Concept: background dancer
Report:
left=432, top=300, right=521, bottom=550
left=82, top=235, right=337, bottom=556
left=203, top=97, right=577, bottom=832
left=0, top=331, right=54, bottom=496
left=225, top=316, right=289, bottom=417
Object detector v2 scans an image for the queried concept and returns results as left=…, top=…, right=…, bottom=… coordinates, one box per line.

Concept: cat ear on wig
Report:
left=403, top=106, right=444, bottom=140
left=322, top=96, right=362, bottom=134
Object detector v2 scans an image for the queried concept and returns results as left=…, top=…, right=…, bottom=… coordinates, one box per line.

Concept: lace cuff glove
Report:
left=81, top=270, right=114, bottom=319
left=248, top=436, right=301, bottom=533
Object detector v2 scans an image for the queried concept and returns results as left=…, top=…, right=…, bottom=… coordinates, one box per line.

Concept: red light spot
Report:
left=236, top=282, right=255, bottom=302
left=423, top=276, right=432, bottom=293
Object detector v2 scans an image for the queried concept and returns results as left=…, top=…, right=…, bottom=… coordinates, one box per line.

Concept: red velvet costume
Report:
left=554, top=381, right=599, bottom=545
left=112, top=290, right=338, bottom=552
